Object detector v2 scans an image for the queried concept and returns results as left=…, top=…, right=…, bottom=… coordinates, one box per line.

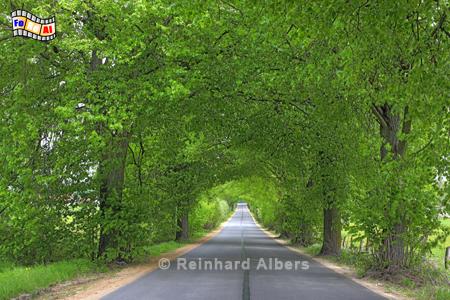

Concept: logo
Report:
left=11, top=10, right=56, bottom=41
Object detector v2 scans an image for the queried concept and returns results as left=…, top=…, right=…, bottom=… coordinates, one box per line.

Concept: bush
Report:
left=190, top=197, right=230, bottom=232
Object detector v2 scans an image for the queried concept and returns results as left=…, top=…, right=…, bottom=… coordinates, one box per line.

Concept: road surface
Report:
left=103, top=204, right=385, bottom=300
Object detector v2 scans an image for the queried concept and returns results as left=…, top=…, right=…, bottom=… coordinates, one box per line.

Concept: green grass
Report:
left=191, top=229, right=209, bottom=239
left=302, top=243, right=321, bottom=256
left=142, top=240, right=185, bottom=258
left=139, top=227, right=219, bottom=260
left=140, top=230, right=210, bottom=259
left=430, top=218, right=450, bottom=267
left=0, top=259, right=99, bottom=300
left=301, top=243, right=372, bottom=277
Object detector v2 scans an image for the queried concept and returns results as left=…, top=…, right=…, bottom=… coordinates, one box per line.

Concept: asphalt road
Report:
left=103, top=204, right=385, bottom=300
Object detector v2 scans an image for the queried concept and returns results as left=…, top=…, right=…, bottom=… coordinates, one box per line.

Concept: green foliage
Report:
left=190, top=196, right=230, bottom=232
left=433, top=287, right=450, bottom=300
left=0, top=2, right=448, bottom=298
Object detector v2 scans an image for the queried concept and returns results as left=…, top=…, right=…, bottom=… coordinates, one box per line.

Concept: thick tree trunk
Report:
left=381, top=223, right=406, bottom=270
left=320, top=206, right=341, bottom=255
left=372, top=104, right=411, bottom=270
left=88, top=50, right=131, bottom=259
left=97, top=132, right=130, bottom=258
left=317, top=152, right=342, bottom=256
left=176, top=212, right=189, bottom=240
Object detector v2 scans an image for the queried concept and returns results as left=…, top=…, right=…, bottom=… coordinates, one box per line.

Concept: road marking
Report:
left=240, top=207, right=250, bottom=300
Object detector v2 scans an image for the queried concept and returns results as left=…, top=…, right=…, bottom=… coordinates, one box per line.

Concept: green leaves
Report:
left=0, top=0, right=447, bottom=269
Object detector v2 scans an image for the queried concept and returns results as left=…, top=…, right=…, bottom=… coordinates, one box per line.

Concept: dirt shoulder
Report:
left=36, top=214, right=234, bottom=300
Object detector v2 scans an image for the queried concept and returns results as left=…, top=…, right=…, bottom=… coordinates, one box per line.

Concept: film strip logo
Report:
left=11, top=10, right=56, bottom=41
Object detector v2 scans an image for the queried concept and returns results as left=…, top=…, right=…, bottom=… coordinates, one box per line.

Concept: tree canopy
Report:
left=0, top=0, right=449, bottom=274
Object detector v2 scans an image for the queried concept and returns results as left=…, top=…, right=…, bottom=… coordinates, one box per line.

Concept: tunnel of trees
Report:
left=0, top=0, right=449, bottom=277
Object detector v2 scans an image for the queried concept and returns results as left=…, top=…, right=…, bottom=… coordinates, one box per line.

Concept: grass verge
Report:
left=138, top=231, right=209, bottom=262
left=0, top=259, right=101, bottom=300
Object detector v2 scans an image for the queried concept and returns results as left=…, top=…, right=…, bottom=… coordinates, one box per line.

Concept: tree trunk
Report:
left=88, top=50, right=131, bottom=260
left=317, top=151, right=342, bottom=256
left=381, top=223, right=406, bottom=270
left=372, top=104, right=411, bottom=270
left=320, top=206, right=341, bottom=255
left=176, top=212, right=189, bottom=240
left=97, top=132, right=130, bottom=258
